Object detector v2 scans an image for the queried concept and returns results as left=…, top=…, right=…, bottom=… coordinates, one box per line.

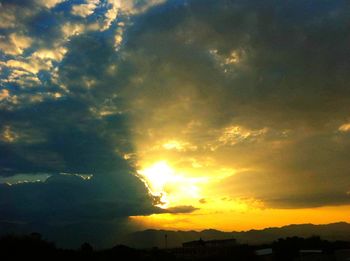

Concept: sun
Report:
left=138, top=161, right=174, bottom=192
left=137, top=160, right=205, bottom=208
left=137, top=161, right=176, bottom=207
left=137, top=159, right=210, bottom=210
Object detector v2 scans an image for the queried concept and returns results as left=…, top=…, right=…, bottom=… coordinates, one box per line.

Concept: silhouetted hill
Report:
left=1, top=232, right=350, bottom=261
left=120, top=222, right=350, bottom=248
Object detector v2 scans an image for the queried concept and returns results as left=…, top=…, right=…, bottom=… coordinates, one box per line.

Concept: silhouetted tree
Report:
left=81, top=242, right=93, bottom=253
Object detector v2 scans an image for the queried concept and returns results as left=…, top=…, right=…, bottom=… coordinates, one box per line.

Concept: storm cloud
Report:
left=118, top=0, right=350, bottom=209
left=1, top=0, right=350, bottom=246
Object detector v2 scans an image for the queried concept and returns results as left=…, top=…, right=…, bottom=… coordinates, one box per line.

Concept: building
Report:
left=177, top=238, right=238, bottom=259
left=182, top=238, right=236, bottom=248
left=255, top=248, right=274, bottom=261
left=293, top=250, right=333, bottom=261
left=335, top=249, right=350, bottom=261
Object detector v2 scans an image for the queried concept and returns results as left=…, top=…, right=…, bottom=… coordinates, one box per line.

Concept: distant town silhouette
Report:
left=1, top=230, right=350, bottom=260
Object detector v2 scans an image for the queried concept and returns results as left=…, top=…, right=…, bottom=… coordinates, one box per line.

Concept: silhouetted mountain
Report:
left=120, top=222, right=350, bottom=248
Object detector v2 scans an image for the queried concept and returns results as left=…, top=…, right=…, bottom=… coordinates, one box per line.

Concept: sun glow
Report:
left=137, top=161, right=176, bottom=207
left=137, top=160, right=206, bottom=208
left=139, top=161, right=171, bottom=194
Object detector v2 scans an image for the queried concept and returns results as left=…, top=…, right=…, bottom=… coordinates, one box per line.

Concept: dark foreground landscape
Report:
left=2, top=223, right=350, bottom=261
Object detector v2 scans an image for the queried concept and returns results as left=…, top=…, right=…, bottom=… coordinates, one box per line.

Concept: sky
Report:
left=1, top=0, right=350, bottom=248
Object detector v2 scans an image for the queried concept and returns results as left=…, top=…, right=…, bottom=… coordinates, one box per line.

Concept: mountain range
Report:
left=120, top=222, right=350, bottom=249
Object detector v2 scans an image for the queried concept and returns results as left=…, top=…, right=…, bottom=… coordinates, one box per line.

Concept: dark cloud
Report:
left=123, top=0, right=350, bottom=130
left=0, top=97, right=131, bottom=174
left=0, top=95, right=158, bottom=245
left=163, top=205, right=198, bottom=214
left=0, top=0, right=164, bottom=246
left=117, top=0, right=350, bottom=209
left=1, top=0, right=350, bottom=246
left=266, top=193, right=350, bottom=209
left=199, top=198, right=207, bottom=204
left=0, top=174, right=157, bottom=222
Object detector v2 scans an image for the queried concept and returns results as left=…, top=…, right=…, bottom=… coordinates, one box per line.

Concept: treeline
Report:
left=263, top=236, right=350, bottom=261
left=0, top=233, right=350, bottom=260
left=0, top=233, right=175, bottom=261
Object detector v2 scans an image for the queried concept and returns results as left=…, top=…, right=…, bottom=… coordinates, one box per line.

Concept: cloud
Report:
left=0, top=173, right=157, bottom=222
left=0, top=172, right=157, bottom=247
left=199, top=198, right=207, bottom=204
left=71, top=0, right=99, bottom=18
left=4, top=58, right=49, bottom=75
left=116, top=0, right=350, bottom=209
left=0, top=0, right=128, bottom=109
left=0, top=0, right=172, bottom=247
left=123, top=0, right=350, bottom=131
left=0, top=90, right=10, bottom=101
left=61, top=22, right=87, bottom=38
left=35, top=0, right=66, bottom=9
left=0, top=33, right=32, bottom=55
left=31, top=47, right=67, bottom=62
left=0, top=8, right=16, bottom=29
left=2, top=0, right=350, bottom=245
left=163, top=205, right=198, bottom=214
left=217, top=125, right=268, bottom=147
left=118, top=0, right=166, bottom=15
left=0, top=86, right=158, bottom=246
left=266, top=193, right=350, bottom=209
left=339, top=123, right=350, bottom=132
left=0, top=0, right=168, bottom=108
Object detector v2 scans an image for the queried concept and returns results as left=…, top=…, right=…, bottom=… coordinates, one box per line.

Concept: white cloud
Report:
left=35, top=0, right=66, bottom=9
left=218, top=125, right=268, bottom=146
left=4, top=57, right=51, bottom=75
left=0, top=33, right=32, bottom=55
left=32, top=47, right=67, bottom=62
left=100, top=0, right=119, bottom=31
left=100, top=0, right=167, bottom=31
left=61, top=22, right=86, bottom=38
left=119, top=0, right=166, bottom=15
left=71, top=0, right=100, bottom=18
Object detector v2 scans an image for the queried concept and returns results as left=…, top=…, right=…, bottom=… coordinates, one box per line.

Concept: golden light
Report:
left=162, top=140, right=183, bottom=150
left=161, top=139, right=197, bottom=151
left=138, top=161, right=173, bottom=192
left=137, top=161, right=176, bottom=207
left=137, top=160, right=206, bottom=208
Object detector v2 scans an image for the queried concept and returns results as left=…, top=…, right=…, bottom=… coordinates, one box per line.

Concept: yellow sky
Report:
left=131, top=204, right=350, bottom=232
left=131, top=147, right=350, bottom=231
